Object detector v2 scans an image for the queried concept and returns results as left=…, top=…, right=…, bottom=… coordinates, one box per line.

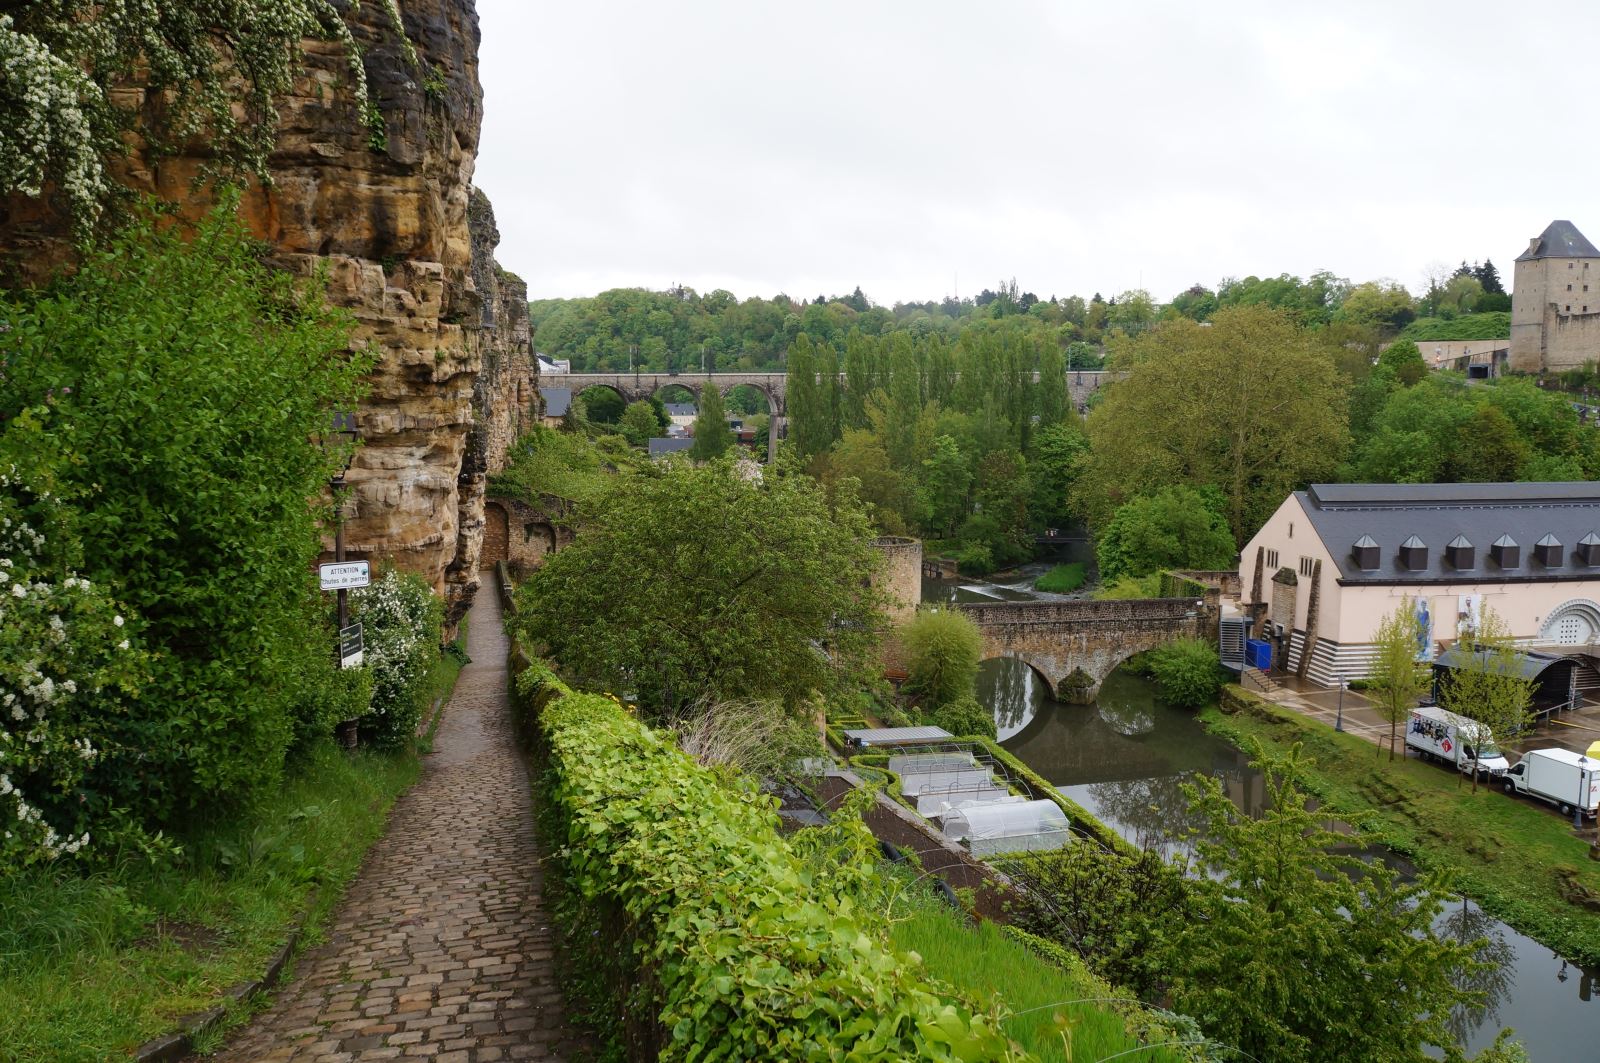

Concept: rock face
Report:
left=0, top=1, right=532, bottom=630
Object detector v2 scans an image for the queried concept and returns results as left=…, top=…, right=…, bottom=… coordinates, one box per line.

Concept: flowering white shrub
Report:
left=0, top=478, right=149, bottom=868
left=352, top=568, right=441, bottom=748
left=0, top=2, right=417, bottom=227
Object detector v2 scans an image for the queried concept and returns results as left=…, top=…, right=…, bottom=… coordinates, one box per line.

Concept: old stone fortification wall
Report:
left=958, top=598, right=1212, bottom=703
left=0, top=1, right=531, bottom=630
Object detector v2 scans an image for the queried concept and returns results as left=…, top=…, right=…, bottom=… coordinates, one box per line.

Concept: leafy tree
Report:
left=1166, top=744, right=1484, bottom=1062
left=0, top=202, right=369, bottom=820
left=1368, top=599, right=1429, bottom=762
left=815, top=428, right=915, bottom=535
left=1334, top=280, right=1417, bottom=334
left=352, top=568, right=442, bottom=749
left=900, top=609, right=983, bottom=708
left=1027, top=421, right=1088, bottom=533
left=1475, top=259, right=1505, bottom=295
left=917, top=434, right=971, bottom=537
left=618, top=399, right=662, bottom=447
left=1437, top=605, right=1533, bottom=793
left=1095, top=485, right=1237, bottom=582
left=514, top=458, right=884, bottom=718
left=1169, top=284, right=1218, bottom=321
left=689, top=387, right=734, bottom=460
left=1378, top=339, right=1427, bottom=386
left=785, top=334, right=834, bottom=458
left=1077, top=306, right=1349, bottom=543
left=924, top=696, right=995, bottom=740
left=1146, top=638, right=1223, bottom=708
left=577, top=385, right=625, bottom=425
left=963, top=450, right=1032, bottom=566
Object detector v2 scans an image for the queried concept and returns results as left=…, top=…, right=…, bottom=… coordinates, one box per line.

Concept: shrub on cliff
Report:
left=0, top=203, right=370, bottom=822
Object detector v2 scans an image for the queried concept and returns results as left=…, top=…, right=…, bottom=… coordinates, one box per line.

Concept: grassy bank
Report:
left=1034, top=562, right=1087, bottom=593
left=0, top=742, right=420, bottom=1060
left=0, top=637, right=468, bottom=1060
left=889, top=892, right=1196, bottom=1062
left=1201, top=692, right=1600, bottom=965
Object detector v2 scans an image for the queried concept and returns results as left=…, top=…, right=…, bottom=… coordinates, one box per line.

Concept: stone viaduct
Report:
left=956, top=596, right=1215, bottom=704
left=556, top=370, right=1116, bottom=461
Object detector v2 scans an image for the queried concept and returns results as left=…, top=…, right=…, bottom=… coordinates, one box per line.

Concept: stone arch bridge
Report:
left=956, top=596, right=1216, bottom=704
left=557, top=370, right=1115, bottom=461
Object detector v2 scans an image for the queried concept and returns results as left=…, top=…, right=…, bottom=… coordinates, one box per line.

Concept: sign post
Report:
left=339, top=622, right=364, bottom=669
left=319, top=561, right=370, bottom=591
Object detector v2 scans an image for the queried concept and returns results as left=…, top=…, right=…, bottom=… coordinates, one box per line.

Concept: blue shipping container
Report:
left=1245, top=639, right=1273, bottom=671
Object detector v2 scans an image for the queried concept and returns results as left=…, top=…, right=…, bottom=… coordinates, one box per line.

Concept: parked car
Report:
left=1501, top=748, right=1600, bottom=819
left=1405, top=707, right=1510, bottom=778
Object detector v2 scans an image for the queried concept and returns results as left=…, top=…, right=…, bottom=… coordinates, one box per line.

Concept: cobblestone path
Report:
left=214, top=587, right=592, bottom=1062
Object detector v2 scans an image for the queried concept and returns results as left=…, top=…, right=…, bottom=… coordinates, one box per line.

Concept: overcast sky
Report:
left=475, top=0, right=1599, bottom=306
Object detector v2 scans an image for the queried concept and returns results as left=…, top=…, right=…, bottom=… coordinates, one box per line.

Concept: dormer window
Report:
left=1352, top=535, right=1379, bottom=570
left=1399, top=535, right=1428, bottom=571
left=1445, top=535, right=1475, bottom=570
left=1580, top=532, right=1600, bottom=566
left=1491, top=534, right=1520, bottom=569
left=1535, top=533, right=1563, bottom=567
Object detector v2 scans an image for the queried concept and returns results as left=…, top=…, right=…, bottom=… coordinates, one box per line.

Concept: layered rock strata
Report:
left=0, top=1, right=531, bottom=630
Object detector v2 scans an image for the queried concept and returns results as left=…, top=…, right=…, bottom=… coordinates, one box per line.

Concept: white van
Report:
left=1501, top=748, right=1600, bottom=819
left=1405, top=707, right=1511, bottom=778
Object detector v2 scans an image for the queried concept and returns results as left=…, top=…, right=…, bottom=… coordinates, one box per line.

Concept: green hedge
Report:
left=512, top=660, right=1026, bottom=1061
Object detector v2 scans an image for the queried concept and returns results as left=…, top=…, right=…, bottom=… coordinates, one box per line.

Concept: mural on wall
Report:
left=1415, top=597, right=1434, bottom=661
left=1458, top=593, right=1483, bottom=640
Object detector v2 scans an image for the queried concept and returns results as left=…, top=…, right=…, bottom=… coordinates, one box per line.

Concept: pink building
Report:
left=1239, top=483, right=1600, bottom=689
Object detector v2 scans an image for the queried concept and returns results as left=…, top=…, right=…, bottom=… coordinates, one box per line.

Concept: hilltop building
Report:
left=1239, top=482, right=1600, bottom=690
left=1509, top=220, right=1600, bottom=373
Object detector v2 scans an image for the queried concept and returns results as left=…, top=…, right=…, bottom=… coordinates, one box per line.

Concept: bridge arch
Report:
left=959, top=598, right=1214, bottom=705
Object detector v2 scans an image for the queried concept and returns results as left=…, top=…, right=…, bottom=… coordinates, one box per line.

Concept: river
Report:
left=942, top=567, right=1597, bottom=1060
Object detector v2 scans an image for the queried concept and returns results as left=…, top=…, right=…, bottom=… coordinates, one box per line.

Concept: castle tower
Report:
left=1510, top=220, right=1600, bottom=372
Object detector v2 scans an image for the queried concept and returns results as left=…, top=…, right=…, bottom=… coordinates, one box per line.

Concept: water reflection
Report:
left=1439, top=898, right=1516, bottom=1044
left=975, top=654, right=1597, bottom=1061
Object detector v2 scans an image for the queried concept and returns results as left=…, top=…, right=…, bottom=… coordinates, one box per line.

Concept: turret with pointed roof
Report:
left=1515, top=220, right=1600, bottom=261
left=1510, top=219, right=1600, bottom=372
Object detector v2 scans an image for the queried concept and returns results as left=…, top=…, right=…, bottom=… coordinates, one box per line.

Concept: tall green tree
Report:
left=1095, top=486, right=1236, bottom=582
left=1368, top=599, right=1429, bottom=762
left=1166, top=744, right=1484, bottom=1063
left=514, top=458, right=885, bottom=717
left=785, top=334, right=831, bottom=459
left=1437, top=605, right=1533, bottom=793
left=1078, top=306, right=1349, bottom=542
left=1034, top=342, right=1069, bottom=428
left=689, top=387, right=734, bottom=460
left=619, top=399, right=662, bottom=447
left=0, top=203, right=370, bottom=819
left=917, top=435, right=971, bottom=537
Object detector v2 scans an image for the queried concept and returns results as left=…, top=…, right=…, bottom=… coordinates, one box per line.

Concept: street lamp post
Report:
left=1578, top=755, right=1592, bottom=831
left=322, top=410, right=360, bottom=750
left=1335, top=678, right=1348, bottom=732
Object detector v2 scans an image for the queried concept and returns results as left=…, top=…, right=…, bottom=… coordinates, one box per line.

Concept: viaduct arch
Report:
left=564, top=372, right=787, bottom=461
left=957, top=597, right=1214, bottom=704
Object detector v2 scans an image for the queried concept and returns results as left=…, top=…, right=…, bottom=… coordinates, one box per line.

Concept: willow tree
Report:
left=1076, top=305, right=1349, bottom=542
left=0, top=2, right=411, bottom=228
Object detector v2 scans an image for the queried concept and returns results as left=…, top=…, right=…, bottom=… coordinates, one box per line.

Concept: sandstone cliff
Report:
left=0, top=0, right=531, bottom=629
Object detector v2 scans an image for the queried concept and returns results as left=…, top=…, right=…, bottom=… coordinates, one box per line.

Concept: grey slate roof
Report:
left=648, top=437, right=693, bottom=458
left=542, top=387, right=572, bottom=417
left=1297, top=482, right=1600, bottom=584
left=842, top=725, right=954, bottom=746
left=1516, top=220, right=1600, bottom=261
left=664, top=402, right=697, bottom=417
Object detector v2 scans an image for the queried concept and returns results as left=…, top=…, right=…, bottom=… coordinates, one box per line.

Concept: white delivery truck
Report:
left=1501, top=748, right=1600, bottom=819
left=1405, top=707, right=1511, bottom=778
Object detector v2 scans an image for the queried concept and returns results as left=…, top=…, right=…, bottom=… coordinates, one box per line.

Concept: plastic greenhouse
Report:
left=940, top=799, right=1071, bottom=855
